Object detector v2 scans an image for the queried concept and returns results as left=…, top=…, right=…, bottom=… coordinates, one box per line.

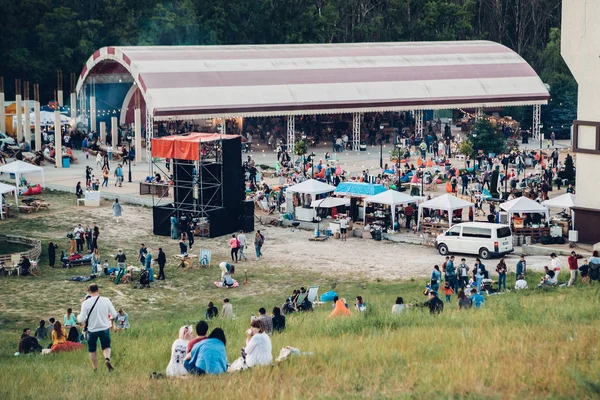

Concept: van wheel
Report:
left=479, top=248, right=490, bottom=259
left=438, top=244, right=449, bottom=256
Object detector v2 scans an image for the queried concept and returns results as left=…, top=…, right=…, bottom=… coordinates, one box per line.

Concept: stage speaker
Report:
left=242, top=200, right=254, bottom=216
left=152, top=205, right=175, bottom=236
left=222, top=137, right=244, bottom=211
left=207, top=207, right=237, bottom=238
left=240, top=215, right=254, bottom=233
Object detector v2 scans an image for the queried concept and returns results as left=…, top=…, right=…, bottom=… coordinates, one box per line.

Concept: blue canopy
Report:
left=334, top=182, right=387, bottom=197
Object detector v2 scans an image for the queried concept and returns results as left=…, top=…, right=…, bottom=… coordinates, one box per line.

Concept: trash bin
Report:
left=372, top=228, right=382, bottom=241
left=62, top=155, right=71, bottom=168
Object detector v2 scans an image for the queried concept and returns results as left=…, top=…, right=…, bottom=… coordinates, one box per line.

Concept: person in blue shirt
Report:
left=184, top=328, right=228, bottom=375
left=470, top=289, right=485, bottom=308
left=446, top=256, right=458, bottom=293
left=145, top=248, right=154, bottom=283
left=430, top=265, right=442, bottom=293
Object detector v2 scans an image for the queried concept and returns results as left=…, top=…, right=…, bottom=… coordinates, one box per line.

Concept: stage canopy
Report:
left=151, top=132, right=239, bottom=161
left=77, top=41, right=550, bottom=120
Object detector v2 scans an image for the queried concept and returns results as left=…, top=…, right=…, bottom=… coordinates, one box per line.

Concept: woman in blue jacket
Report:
left=184, top=328, right=228, bottom=375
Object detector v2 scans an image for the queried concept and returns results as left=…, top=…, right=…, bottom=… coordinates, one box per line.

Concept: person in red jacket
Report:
left=567, top=251, right=583, bottom=287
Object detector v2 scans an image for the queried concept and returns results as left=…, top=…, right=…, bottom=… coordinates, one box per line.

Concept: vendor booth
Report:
left=363, top=190, right=419, bottom=231
left=0, top=182, right=19, bottom=219
left=334, top=182, right=387, bottom=221
left=417, top=194, right=475, bottom=234
left=311, top=197, right=351, bottom=233
left=500, top=196, right=550, bottom=241
left=286, top=179, right=336, bottom=222
left=0, top=161, right=45, bottom=192
left=543, top=193, right=576, bottom=236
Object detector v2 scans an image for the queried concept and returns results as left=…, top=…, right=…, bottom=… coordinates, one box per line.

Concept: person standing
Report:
left=112, top=198, right=122, bottom=222
left=229, top=234, right=239, bottom=262
left=339, top=216, right=349, bottom=240
left=78, top=283, right=118, bottom=371
left=496, top=258, right=507, bottom=291
left=237, top=231, right=248, bottom=261
left=74, top=224, right=85, bottom=253
left=567, top=251, right=583, bottom=287
left=458, top=259, right=469, bottom=290
left=138, top=244, right=147, bottom=268
left=446, top=256, right=458, bottom=293
left=187, top=222, right=195, bottom=251
left=92, top=224, right=100, bottom=251
left=48, top=242, right=58, bottom=268
left=222, top=298, right=233, bottom=319
left=157, top=248, right=166, bottom=280
left=114, top=164, right=123, bottom=187
left=115, top=249, right=126, bottom=269
left=254, top=230, right=264, bottom=260
left=515, top=255, right=527, bottom=283
left=102, top=165, right=109, bottom=187
left=145, top=248, right=154, bottom=284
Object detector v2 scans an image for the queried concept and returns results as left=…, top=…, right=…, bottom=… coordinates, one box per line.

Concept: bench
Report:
left=76, top=199, right=86, bottom=206
left=139, top=182, right=170, bottom=196
left=18, top=205, right=35, bottom=213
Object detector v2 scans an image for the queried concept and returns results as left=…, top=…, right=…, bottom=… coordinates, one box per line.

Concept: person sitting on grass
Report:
left=34, top=320, right=48, bottom=341
left=579, top=259, right=590, bottom=283
left=329, top=296, right=352, bottom=318
left=51, top=321, right=67, bottom=346
left=539, top=266, right=557, bottom=287
left=18, top=328, right=43, bottom=354
left=515, top=275, right=528, bottom=290
left=186, top=321, right=208, bottom=356
left=51, top=325, right=84, bottom=353
left=230, top=320, right=273, bottom=371
left=223, top=271, right=235, bottom=288
left=166, top=325, right=194, bottom=377
left=355, top=296, right=367, bottom=312
left=115, top=309, right=130, bottom=331
left=206, top=302, right=219, bottom=319
left=422, top=290, right=444, bottom=315
left=272, top=307, right=285, bottom=333
left=282, top=298, right=295, bottom=315
left=257, top=308, right=273, bottom=335
left=457, top=290, right=472, bottom=310
left=470, top=289, right=485, bottom=308
left=392, top=297, right=405, bottom=314
left=185, top=328, right=228, bottom=376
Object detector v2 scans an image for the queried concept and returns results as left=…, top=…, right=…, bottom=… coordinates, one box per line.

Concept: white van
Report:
left=435, top=222, right=513, bottom=259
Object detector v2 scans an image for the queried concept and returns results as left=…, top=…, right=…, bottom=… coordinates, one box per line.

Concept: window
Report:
left=446, top=226, right=461, bottom=236
left=497, top=227, right=512, bottom=238
left=462, top=227, right=492, bottom=239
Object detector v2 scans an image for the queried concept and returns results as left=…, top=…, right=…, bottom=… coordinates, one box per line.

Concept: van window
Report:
left=446, top=226, right=461, bottom=236
left=497, top=227, right=512, bottom=238
left=462, top=227, right=492, bottom=238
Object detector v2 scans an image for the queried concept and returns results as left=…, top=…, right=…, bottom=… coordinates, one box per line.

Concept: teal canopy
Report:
left=334, top=182, right=387, bottom=197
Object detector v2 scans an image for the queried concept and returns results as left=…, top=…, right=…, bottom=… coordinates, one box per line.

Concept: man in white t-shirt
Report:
left=515, top=275, right=528, bottom=290
left=74, top=224, right=85, bottom=253
left=78, top=283, right=118, bottom=371
left=339, top=217, right=348, bottom=241
left=237, top=230, right=247, bottom=261
left=550, top=253, right=561, bottom=271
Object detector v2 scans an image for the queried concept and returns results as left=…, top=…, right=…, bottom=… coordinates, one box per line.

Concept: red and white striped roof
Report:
left=76, top=41, right=550, bottom=120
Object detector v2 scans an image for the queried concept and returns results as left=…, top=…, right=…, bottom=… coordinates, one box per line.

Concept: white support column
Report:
left=70, top=92, right=77, bottom=121
left=58, top=90, right=63, bottom=107
left=287, top=115, right=295, bottom=157
left=24, top=101, right=30, bottom=146
left=111, top=117, right=118, bottom=150
left=90, top=95, right=96, bottom=133
left=533, top=104, right=541, bottom=142
left=476, top=107, right=484, bottom=120
left=54, top=109, right=62, bottom=168
left=79, top=87, right=86, bottom=130
left=34, top=101, right=41, bottom=151
left=99, top=122, right=106, bottom=143
left=134, top=108, right=142, bottom=163
left=416, top=110, right=424, bottom=137
left=352, top=112, right=361, bottom=151
left=146, top=108, right=153, bottom=176
left=0, top=91, right=4, bottom=133
left=16, top=94, right=23, bottom=142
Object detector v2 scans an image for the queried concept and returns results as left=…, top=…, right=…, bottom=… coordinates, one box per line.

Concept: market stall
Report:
left=311, top=197, right=351, bottom=233
left=417, top=194, right=475, bottom=234
left=0, top=160, right=46, bottom=192
left=542, top=193, right=576, bottom=236
left=286, top=179, right=336, bottom=222
left=0, top=182, right=19, bottom=219
left=500, top=196, right=550, bottom=241
left=334, top=182, right=387, bottom=222
left=363, top=190, right=419, bottom=230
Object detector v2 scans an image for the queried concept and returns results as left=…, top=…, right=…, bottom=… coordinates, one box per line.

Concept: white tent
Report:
left=311, top=197, right=350, bottom=208
left=363, top=190, right=419, bottom=228
left=286, top=179, right=336, bottom=195
left=0, top=182, right=18, bottom=219
left=0, top=160, right=45, bottom=191
left=417, top=194, right=475, bottom=229
left=500, top=196, right=549, bottom=224
left=542, top=193, right=576, bottom=225
left=14, top=111, right=70, bottom=127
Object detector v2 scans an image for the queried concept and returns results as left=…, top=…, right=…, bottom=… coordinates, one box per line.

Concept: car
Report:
left=435, top=222, right=514, bottom=259
left=0, top=132, right=16, bottom=147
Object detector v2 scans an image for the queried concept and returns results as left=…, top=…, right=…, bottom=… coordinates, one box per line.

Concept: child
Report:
left=442, top=282, right=454, bottom=303
left=579, top=259, right=590, bottom=283
left=179, top=239, right=188, bottom=255
left=85, top=150, right=90, bottom=160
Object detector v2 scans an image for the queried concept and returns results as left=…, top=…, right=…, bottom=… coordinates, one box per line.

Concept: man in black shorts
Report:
left=339, top=216, right=348, bottom=241
left=78, top=283, right=118, bottom=371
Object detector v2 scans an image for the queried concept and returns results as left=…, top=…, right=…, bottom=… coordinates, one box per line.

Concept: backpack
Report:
left=260, top=234, right=265, bottom=244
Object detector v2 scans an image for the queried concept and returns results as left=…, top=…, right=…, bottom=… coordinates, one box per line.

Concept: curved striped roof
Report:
left=76, top=41, right=550, bottom=120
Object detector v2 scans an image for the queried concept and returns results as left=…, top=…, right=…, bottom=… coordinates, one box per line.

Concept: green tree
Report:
left=564, top=153, right=575, bottom=183
left=469, top=120, right=506, bottom=156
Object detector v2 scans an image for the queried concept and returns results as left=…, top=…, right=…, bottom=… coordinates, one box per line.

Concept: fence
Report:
left=0, top=234, right=42, bottom=264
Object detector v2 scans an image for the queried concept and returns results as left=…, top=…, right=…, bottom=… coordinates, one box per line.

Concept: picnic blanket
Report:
left=67, top=274, right=96, bottom=282
left=213, top=280, right=240, bottom=288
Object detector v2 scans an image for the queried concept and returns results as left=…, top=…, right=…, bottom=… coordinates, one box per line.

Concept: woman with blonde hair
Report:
left=166, top=325, right=194, bottom=377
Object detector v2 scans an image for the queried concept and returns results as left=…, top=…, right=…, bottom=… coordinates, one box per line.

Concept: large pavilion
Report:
left=75, top=40, right=550, bottom=164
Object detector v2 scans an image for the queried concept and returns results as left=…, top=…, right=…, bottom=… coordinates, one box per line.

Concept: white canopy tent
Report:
left=286, top=179, right=337, bottom=222
left=500, top=196, right=549, bottom=224
left=542, top=193, right=576, bottom=225
left=363, top=190, right=419, bottom=228
left=0, top=161, right=45, bottom=191
left=311, top=197, right=350, bottom=209
left=14, top=111, right=71, bottom=127
left=417, top=194, right=475, bottom=229
left=0, top=182, right=19, bottom=219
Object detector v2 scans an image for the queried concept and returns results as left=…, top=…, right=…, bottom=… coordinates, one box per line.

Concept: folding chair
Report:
left=200, top=250, right=211, bottom=268
left=307, top=286, right=321, bottom=305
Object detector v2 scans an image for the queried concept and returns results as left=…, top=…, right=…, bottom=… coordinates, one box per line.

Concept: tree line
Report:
left=0, top=0, right=575, bottom=127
